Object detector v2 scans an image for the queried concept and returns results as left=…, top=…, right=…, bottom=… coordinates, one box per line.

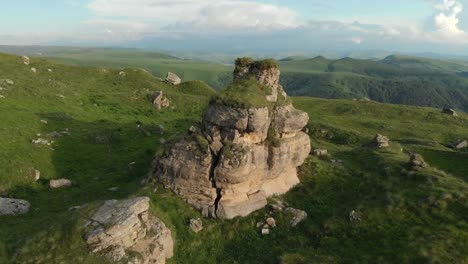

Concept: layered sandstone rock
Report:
left=84, top=197, right=173, bottom=264
left=153, top=58, right=311, bottom=219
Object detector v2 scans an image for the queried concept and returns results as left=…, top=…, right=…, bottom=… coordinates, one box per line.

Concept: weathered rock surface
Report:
left=49, top=178, right=72, bottom=189
left=166, top=72, right=181, bottom=85
left=0, top=197, right=30, bottom=216
left=151, top=91, right=170, bottom=110
left=312, top=149, right=328, bottom=156
left=84, top=197, right=173, bottom=264
left=452, top=140, right=467, bottom=149
left=442, top=108, right=458, bottom=117
left=409, top=153, right=427, bottom=170
left=189, top=218, right=203, bottom=233
left=285, top=208, right=307, bottom=227
left=371, top=134, right=390, bottom=148
left=153, top=59, right=311, bottom=219
left=22, top=56, right=30, bottom=65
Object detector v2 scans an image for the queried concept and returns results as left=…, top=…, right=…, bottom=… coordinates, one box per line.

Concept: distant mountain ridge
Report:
left=279, top=55, right=468, bottom=111
left=1, top=45, right=467, bottom=111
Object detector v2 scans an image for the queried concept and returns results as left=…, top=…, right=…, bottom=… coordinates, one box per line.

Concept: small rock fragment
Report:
left=189, top=218, right=203, bottom=233
left=49, top=178, right=72, bottom=189
left=312, top=149, right=328, bottom=156
left=285, top=208, right=307, bottom=227
left=22, top=56, right=30, bottom=65
left=31, top=68, right=37, bottom=73
left=266, top=217, right=276, bottom=228
left=349, top=210, right=362, bottom=223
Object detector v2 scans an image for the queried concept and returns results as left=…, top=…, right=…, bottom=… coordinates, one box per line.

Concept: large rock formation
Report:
left=152, top=58, right=311, bottom=219
left=84, top=197, right=173, bottom=264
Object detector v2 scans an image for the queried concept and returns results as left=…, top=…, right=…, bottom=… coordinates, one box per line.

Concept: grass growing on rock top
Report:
left=0, top=52, right=467, bottom=263
left=210, top=77, right=272, bottom=108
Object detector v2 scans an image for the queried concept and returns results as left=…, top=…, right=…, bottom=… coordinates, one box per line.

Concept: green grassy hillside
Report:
left=0, top=53, right=467, bottom=263
left=3, top=46, right=468, bottom=111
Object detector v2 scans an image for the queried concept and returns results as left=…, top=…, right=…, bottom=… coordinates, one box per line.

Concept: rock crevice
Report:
left=153, top=59, right=311, bottom=219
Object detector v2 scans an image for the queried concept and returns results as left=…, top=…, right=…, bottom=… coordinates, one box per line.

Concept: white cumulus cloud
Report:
left=430, top=0, right=465, bottom=36
left=87, top=0, right=299, bottom=32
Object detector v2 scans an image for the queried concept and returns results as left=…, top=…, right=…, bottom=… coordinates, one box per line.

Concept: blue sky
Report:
left=2, top=0, right=468, bottom=54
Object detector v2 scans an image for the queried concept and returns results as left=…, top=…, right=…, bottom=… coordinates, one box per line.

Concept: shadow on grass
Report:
left=0, top=112, right=198, bottom=262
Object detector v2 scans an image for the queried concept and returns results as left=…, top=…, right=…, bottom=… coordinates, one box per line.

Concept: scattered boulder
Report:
left=349, top=210, right=362, bottom=223
left=84, top=197, right=173, bottom=264
left=0, top=198, right=30, bottom=216
left=22, top=56, right=30, bottom=65
left=151, top=91, right=170, bottom=110
left=266, top=217, right=276, bottom=228
left=40, top=119, right=48, bottom=124
left=409, top=153, right=427, bottom=170
left=312, top=149, right=328, bottom=156
left=33, top=169, right=41, bottom=181
left=371, top=134, right=390, bottom=148
left=442, top=108, right=458, bottom=117
left=285, top=208, right=307, bottom=227
left=153, top=59, right=311, bottom=219
left=261, top=226, right=270, bottom=235
left=358, top=97, right=371, bottom=102
left=31, top=68, right=37, bottom=73
left=49, top=178, right=72, bottom=189
left=189, top=218, right=203, bottom=233
left=0, top=95, right=5, bottom=99
left=166, top=72, right=181, bottom=85
left=48, top=69, right=53, bottom=72
left=0, top=79, right=14, bottom=85
left=451, top=140, right=467, bottom=150
left=32, top=138, right=53, bottom=146
left=119, top=71, right=126, bottom=76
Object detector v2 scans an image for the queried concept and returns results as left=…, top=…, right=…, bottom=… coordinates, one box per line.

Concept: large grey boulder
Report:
left=165, top=72, right=181, bottom=85
left=84, top=197, right=173, bottom=264
left=0, top=198, right=30, bottom=216
left=153, top=59, right=311, bottom=219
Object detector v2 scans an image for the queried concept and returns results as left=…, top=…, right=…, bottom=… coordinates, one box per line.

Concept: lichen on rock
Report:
left=152, top=58, right=311, bottom=219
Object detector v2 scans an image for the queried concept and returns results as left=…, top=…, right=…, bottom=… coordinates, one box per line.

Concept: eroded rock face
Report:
left=84, top=197, right=173, bottom=264
left=152, top=59, right=311, bottom=219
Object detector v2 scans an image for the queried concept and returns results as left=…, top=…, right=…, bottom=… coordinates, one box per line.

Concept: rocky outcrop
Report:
left=152, top=59, right=311, bottom=219
left=0, top=197, right=30, bottom=216
left=371, top=134, right=390, bottom=148
left=409, top=153, right=427, bottom=170
left=151, top=91, right=170, bottom=110
left=84, top=197, right=173, bottom=264
left=166, top=72, right=181, bottom=85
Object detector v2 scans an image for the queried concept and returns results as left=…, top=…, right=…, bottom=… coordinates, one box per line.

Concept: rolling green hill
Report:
left=2, top=46, right=468, bottom=111
left=0, top=53, right=467, bottom=263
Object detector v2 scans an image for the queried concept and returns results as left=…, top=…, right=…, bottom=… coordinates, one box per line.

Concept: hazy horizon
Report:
left=3, top=1, right=468, bottom=56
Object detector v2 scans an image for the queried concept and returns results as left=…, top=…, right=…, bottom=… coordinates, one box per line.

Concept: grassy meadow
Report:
left=0, top=53, right=467, bottom=263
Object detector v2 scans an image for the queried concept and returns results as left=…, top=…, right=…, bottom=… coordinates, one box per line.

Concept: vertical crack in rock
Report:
left=208, top=147, right=222, bottom=218
left=152, top=58, right=311, bottom=219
